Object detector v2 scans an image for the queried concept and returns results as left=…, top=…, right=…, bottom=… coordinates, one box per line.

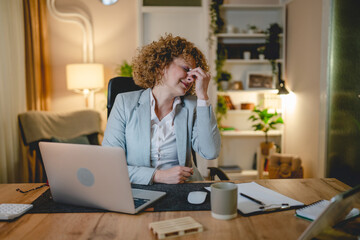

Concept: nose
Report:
left=186, top=72, right=195, bottom=82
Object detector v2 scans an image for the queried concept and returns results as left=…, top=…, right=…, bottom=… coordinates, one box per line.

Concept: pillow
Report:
left=51, top=135, right=90, bottom=145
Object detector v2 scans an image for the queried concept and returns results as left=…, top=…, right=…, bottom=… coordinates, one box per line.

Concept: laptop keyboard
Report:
left=133, top=198, right=150, bottom=209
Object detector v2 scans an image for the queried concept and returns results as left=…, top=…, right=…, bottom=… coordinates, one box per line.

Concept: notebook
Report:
left=205, top=182, right=304, bottom=215
left=296, top=199, right=360, bottom=221
left=39, top=142, right=166, bottom=214
left=298, top=185, right=360, bottom=240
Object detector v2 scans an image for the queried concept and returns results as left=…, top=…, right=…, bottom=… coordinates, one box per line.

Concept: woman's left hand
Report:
left=187, top=68, right=211, bottom=100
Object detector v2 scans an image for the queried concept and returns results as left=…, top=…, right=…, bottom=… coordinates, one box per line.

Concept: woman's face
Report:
left=161, top=57, right=196, bottom=97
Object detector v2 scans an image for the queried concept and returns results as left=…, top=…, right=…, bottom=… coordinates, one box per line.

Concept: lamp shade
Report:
left=66, top=63, right=104, bottom=90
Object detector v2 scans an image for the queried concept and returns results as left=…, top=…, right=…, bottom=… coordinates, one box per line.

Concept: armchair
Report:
left=18, top=110, right=102, bottom=182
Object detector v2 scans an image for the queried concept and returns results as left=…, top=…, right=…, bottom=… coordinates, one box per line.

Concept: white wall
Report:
left=284, top=0, right=324, bottom=178
left=47, top=0, right=137, bottom=131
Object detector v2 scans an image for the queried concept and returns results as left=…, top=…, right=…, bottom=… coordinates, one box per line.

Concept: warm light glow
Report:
left=100, top=0, right=118, bottom=5
left=281, top=91, right=297, bottom=114
left=66, top=63, right=104, bottom=91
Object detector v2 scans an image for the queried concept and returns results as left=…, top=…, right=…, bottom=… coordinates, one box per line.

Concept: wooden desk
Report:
left=0, top=179, right=352, bottom=240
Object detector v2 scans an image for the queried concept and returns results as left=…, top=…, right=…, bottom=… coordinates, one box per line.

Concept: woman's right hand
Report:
left=153, top=166, right=193, bottom=184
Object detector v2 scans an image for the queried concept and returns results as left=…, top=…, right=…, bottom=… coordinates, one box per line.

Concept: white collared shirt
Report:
left=149, top=91, right=210, bottom=170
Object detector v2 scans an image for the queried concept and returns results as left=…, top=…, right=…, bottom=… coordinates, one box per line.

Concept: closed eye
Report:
left=182, top=66, right=191, bottom=72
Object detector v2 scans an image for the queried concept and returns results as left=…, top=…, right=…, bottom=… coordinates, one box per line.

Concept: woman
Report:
left=103, top=34, right=220, bottom=185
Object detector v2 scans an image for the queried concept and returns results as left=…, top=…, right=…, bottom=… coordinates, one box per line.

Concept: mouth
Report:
left=180, top=80, right=191, bottom=89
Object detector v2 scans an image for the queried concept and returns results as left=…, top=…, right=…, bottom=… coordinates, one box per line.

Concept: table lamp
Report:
left=66, top=63, right=104, bottom=108
left=47, top=0, right=105, bottom=108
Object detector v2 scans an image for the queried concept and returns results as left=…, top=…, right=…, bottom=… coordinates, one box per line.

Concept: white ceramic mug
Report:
left=211, top=182, right=238, bottom=220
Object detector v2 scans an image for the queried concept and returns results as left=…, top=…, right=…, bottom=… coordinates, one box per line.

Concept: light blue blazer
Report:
left=102, top=88, right=221, bottom=184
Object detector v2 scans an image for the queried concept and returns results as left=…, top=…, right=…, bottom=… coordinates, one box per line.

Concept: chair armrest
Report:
left=208, top=167, right=230, bottom=181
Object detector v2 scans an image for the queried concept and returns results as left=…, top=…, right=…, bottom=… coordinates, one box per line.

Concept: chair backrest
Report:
left=107, top=77, right=143, bottom=118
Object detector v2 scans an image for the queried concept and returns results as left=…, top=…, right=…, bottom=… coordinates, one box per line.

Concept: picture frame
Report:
left=246, top=72, right=274, bottom=89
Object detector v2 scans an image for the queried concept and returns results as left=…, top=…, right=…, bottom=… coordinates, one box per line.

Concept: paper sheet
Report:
left=205, top=181, right=304, bottom=215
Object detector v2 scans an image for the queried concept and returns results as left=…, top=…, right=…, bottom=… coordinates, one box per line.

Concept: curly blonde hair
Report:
left=132, top=34, right=209, bottom=95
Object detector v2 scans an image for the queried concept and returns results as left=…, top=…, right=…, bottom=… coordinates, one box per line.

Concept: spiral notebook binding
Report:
left=298, top=200, right=326, bottom=210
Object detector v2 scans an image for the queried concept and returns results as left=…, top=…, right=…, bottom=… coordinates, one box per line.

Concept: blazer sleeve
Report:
left=102, top=94, right=156, bottom=185
left=191, top=105, right=221, bottom=159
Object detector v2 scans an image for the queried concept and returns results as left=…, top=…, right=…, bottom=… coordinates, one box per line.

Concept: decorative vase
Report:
left=260, top=141, right=274, bottom=156
left=259, top=54, right=265, bottom=60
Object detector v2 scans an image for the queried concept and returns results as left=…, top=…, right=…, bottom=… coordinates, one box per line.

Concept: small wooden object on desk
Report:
left=149, top=216, right=203, bottom=239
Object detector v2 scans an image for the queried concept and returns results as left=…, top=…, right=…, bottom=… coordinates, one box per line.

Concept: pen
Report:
left=240, top=193, right=265, bottom=205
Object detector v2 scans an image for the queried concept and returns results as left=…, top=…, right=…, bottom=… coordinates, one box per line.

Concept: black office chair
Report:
left=106, top=76, right=229, bottom=180
left=107, top=76, right=142, bottom=118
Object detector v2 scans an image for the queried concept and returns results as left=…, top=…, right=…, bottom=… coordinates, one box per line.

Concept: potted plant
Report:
left=115, top=60, right=133, bottom=77
left=247, top=24, right=258, bottom=34
left=248, top=106, right=284, bottom=155
left=257, top=46, right=265, bottom=60
left=218, top=71, right=232, bottom=91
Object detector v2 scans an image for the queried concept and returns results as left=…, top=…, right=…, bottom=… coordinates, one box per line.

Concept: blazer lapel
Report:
left=136, top=89, right=151, bottom=167
left=174, top=102, right=188, bottom=166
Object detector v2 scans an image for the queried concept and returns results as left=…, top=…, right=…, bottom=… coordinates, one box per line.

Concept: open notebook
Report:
left=206, top=182, right=304, bottom=215
left=296, top=199, right=359, bottom=221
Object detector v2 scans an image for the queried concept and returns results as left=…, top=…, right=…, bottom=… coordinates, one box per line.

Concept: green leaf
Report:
left=275, top=117, right=284, bottom=123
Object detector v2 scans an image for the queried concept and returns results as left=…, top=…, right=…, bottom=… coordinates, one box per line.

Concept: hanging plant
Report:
left=209, top=0, right=224, bottom=37
left=209, top=0, right=232, bottom=128
left=216, top=95, right=228, bottom=129
left=215, top=43, right=230, bottom=88
left=264, top=23, right=283, bottom=75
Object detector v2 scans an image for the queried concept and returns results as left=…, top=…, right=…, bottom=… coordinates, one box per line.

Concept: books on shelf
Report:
left=223, top=95, right=235, bottom=110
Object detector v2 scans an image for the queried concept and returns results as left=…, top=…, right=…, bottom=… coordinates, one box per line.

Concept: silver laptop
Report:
left=39, top=142, right=166, bottom=214
left=298, top=184, right=360, bottom=240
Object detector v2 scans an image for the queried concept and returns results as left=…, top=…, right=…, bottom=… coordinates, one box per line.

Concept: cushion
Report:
left=50, top=135, right=90, bottom=145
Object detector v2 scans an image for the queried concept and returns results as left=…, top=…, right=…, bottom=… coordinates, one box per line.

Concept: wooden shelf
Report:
left=222, top=4, right=283, bottom=10
left=217, top=33, right=283, bottom=38
left=225, top=59, right=283, bottom=64
left=141, top=6, right=202, bottom=13
left=218, top=89, right=278, bottom=94
left=217, top=33, right=266, bottom=38
left=221, top=130, right=282, bottom=137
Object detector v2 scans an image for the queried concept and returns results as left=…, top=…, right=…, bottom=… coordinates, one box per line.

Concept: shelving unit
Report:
left=137, top=0, right=209, bottom=57
left=214, top=0, right=286, bottom=178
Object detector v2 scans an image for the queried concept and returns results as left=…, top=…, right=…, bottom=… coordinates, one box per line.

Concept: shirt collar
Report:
left=150, top=90, right=181, bottom=121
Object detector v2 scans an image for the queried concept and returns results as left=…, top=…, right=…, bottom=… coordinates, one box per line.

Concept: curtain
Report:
left=21, top=0, right=52, bottom=182
left=0, top=0, right=27, bottom=183
left=326, top=0, right=360, bottom=186
left=23, top=0, right=51, bottom=111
